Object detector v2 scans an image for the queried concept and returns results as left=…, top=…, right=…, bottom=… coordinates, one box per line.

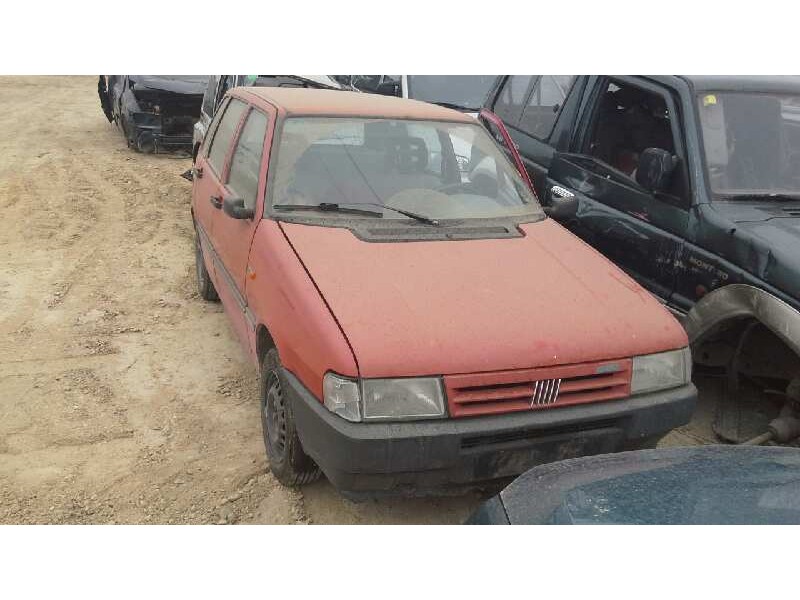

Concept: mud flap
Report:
left=98, top=76, right=113, bottom=122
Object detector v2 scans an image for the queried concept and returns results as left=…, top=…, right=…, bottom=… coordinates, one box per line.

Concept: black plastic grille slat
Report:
left=460, top=419, right=619, bottom=450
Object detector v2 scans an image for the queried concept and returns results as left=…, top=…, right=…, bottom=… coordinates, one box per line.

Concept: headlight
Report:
left=631, top=347, right=692, bottom=394
left=362, top=377, right=445, bottom=422
left=322, top=373, right=446, bottom=422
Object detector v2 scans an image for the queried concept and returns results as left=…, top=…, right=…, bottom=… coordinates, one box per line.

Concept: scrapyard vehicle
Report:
left=484, top=75, right=800, bottom=445
left=191, top=87, right=696, bottom=496
left=467, top=445, right=800, bottom=524
left=98, top=75, right=209, bottom=153
left=191, top=75, right=344, bottom=161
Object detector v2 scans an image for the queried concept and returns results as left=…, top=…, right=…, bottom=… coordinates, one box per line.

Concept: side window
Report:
left=587, top=80, right=676, bottom=178
left=518, top=75, right=576, bottom=140
left=207, top=99, right=247, bottom=177
left=227, top=110, right=269, bottom=210
left=493, top=75, right=535, bottom=126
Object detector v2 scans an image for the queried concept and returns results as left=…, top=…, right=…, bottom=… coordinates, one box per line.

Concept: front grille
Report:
left=532, top=379, right=561, bottom=406
left=444, top=358, right=632, bottom=418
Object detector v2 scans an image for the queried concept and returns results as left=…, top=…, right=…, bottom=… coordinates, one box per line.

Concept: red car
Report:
left=191, top=87, right=696, bottom=496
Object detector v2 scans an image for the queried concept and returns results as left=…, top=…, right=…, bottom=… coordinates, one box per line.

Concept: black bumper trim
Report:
left=282, top=368, right=697, bottom=494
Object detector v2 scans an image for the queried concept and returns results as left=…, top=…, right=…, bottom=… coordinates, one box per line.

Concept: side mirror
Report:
left=544, top=185, right=578, bottom=220
left=636, top=148, right=679, bottom=193
left=222, top=196, right=254, bottom=220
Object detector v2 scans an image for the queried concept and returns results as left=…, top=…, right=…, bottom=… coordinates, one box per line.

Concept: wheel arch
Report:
left=255, top=323, right=277, bottom=368
left=685, top=284, right=800, bottom=359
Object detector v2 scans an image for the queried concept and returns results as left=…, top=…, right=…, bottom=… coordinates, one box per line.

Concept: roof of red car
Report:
left=234, top=87, right=475, bottom=122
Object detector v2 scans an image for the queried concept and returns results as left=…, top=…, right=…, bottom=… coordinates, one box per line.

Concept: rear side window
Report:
left=218, top=75, right=237, bottom=108
left=518, top=76, right=576, bottom=140
left=493, top=76, right=534, bottom=126
left=227, top=109, right=269, bottom=210
left=201, top=75, right=218, bottom=117
left=207, top=99, right=247, bottom=177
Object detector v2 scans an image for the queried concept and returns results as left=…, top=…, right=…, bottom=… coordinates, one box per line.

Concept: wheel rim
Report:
left=264, top=370, right=288, bottom=459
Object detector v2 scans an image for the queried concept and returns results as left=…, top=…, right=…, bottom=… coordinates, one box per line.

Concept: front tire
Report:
left=260, top=348, right=320, bottom=486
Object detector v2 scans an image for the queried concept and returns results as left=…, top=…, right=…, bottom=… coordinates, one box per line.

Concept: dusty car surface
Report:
left=467, top=445, right=800, bottom=524
left=192, top=75, right=343, bottom=161
left=99, top=75, right=208, bottom=152
left=191, top=87, right=696, bottom=496
left=484, top=75, right=800, bottom=444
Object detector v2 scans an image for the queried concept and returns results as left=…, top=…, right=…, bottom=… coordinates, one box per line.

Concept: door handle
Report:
left=210, top=195, right=223, bottom=209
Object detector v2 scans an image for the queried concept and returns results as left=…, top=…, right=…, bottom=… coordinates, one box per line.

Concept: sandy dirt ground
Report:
left=0, top=76, right=715, bottom=525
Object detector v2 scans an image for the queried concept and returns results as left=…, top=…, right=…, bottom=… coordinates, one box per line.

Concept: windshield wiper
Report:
left=273, top=202, right=440, bottom=226
left=273, top=203, right=383, bottom=217
left=720, top=193, right=800, bottom=202
left=363, top=202, right=440, bottom=226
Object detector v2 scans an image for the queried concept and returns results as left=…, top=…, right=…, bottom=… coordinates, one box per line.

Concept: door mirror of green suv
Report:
left=636, top=147, right=679, bottom=193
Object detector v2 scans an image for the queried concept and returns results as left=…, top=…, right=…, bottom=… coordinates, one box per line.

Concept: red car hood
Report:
left=281, top=219, right=687, bottom=378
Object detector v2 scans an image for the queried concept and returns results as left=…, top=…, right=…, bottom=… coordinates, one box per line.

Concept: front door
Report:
left=212, top=106, right=273, bottom=296
left=547, top=77, right=691, bottom=304
left=192, top=97, right=248, bottom=280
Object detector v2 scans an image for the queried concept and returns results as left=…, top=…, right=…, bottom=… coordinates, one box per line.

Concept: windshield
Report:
left=698, top=91, right=800, bottom=198
left=405, top=76, right=498, bottom=110
left=271, top=117, right=541, bottom=221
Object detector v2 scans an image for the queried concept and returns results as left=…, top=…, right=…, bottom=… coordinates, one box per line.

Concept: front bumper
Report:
left=129, top=112, right=194, bottom=149
left=283, top=368, right=696, bottom=495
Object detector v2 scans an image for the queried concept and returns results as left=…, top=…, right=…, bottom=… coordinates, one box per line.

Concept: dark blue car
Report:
left=468, top=445, right=800, bottom=524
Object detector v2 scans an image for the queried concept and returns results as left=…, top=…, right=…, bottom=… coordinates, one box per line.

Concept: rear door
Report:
left=489, top=75, right=579, bottom=196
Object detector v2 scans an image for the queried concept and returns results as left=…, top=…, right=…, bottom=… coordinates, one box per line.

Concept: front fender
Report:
left=684, top=284, right=800, bottom=357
